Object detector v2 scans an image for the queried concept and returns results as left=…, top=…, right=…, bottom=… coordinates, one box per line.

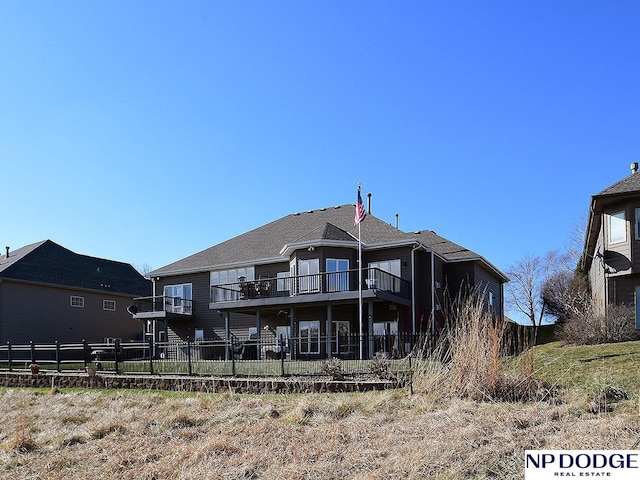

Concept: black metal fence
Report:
left=0, top=333, right=436, bottom=378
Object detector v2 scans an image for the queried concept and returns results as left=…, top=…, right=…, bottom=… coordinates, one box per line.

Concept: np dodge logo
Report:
left=525, top=451, right=640, bottom=479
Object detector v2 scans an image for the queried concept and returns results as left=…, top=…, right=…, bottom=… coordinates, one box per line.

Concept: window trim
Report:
left=635, top=208, right=640, bottom=240
left=70, top=296, right=85, bottom=308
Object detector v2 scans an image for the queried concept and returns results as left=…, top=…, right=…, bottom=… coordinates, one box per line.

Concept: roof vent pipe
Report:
left=5, top=246, right=9, bottom=258
left=395, top=213, right=399, bottom=229
left=632, top=162, right=639, bottom=174
left=367, top=193, right=372, bottom=214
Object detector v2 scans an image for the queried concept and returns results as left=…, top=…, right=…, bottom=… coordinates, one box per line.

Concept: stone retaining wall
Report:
left=0, top=372, right=400, bottom=394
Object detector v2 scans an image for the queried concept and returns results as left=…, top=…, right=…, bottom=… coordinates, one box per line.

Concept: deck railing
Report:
left=132, top=295, right=193, bottom=315
left=210, top=267, right=410, bottom=303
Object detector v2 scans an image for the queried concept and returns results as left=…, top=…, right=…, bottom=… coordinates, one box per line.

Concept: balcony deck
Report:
left=130, top=296, right=193, bottom=320
left=209, top=267, right=410, bottom=310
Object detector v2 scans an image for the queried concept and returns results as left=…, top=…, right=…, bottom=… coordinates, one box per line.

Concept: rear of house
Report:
left=133, top=202, right=507, bottom=359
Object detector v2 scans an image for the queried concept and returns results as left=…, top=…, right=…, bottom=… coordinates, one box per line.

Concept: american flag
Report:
left=354, top=186, right=366, bottom=225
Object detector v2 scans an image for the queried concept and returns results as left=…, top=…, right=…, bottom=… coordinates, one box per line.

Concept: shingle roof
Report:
left=409, top=230, right=479, bottom=261
left=0, top=240, right=151, bottom=296
left=583, top=170, right=640, bottom=270
left=152, top=205, right=413, bottom=275
left=151, top=204, right=508, bottom=283
left=596, top=171, right=640, bottom=196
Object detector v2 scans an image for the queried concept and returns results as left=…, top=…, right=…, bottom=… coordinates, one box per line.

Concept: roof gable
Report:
left=0, top=240, right=150, bottom=296
left=292, top=222, right=357, bottom=244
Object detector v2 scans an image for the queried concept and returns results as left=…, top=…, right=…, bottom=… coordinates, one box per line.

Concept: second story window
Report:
left=163, top=283, right=192, bottom=314
left=211, top=267, right=254, bottom=302
left=103, top=300, right=116, bottom=311
left=70, top=295, right=84, bottom=308
left=608, top=210, right=626, bottom=245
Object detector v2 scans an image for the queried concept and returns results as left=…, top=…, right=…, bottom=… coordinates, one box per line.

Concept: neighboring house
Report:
left=135, top=203, right=507, bottom=359
left=0, top=240, right=151, bottom=344
left=582, top=162, right=640, bottom=327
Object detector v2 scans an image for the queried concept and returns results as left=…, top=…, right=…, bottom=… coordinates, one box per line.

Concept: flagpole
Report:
left=358, top=219, right=363, bottom=360
left=355, top=183, right=366, bottom=360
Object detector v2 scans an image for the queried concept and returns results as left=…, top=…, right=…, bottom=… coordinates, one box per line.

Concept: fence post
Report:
left=30, top=341, right=35, bottom=364
left=231, top=337, right=236, bottom=377
left=114, top=339, right=120, bottom=375
left=55, top=341, right=61, bottom=373
left=187, top=336, right=192, bottom=376
left=7, top=342, right=12, bottom=372
left=408, top=354, right=413, bottom=395
left=279, top=335, right=285, bottom=377
left=83, top=339, right=89, bottom=369
left=148, top=337, right=154, bottom=375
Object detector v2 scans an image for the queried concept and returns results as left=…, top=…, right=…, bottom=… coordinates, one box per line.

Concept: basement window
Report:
left=70, top=296, right=85, bottom=308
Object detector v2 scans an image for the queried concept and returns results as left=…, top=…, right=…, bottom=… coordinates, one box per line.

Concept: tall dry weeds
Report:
left=414, top=287, right=551, bottom=402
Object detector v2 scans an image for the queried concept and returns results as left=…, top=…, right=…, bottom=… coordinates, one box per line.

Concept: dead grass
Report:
left=1, top=296, right=639, bottom=478
left=0, top=384, right=638, bottom=479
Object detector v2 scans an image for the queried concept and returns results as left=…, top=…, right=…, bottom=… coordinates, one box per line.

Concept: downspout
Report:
left=431, top=250, right=435, bottom=333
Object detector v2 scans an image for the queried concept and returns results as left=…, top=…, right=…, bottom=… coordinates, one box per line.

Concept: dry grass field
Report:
left=3, top=297, right=640, bottom=480
left=1, top=339, right=640, bottom=480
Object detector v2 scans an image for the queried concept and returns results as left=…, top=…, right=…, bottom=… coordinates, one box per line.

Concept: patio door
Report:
left=298, top=259, right=320, bottom=293
left=164, top=284, right=192, bottom=314
left=326, top=259, right=349, bottom=292
left=299, top=320, right=320, bottom=354
left=332, top=321, right=350, bottom=354
left=368, top=259, right=401, bottom=292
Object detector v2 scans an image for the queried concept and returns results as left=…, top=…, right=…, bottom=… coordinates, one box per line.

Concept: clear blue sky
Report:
left=1, top=1, right=639, bottom=285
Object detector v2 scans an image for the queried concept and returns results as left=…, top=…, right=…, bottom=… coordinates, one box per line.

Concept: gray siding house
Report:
left=134, top=201, right=507, bottom=359
left=582, top=162, right=640, bottom=327
left=0, top=240, right=151, bottom=344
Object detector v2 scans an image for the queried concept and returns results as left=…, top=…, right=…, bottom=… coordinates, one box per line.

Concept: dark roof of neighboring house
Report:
left=583, top=170, right=640, bottom=270
left=151, top=204, right=508, bottom=282
left=0, top=240, right=151, bottom=296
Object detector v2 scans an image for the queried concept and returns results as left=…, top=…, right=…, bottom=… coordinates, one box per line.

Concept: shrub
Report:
left=560, top=304, right=640, bottom=345
left=320, top=358, right=344, bottom=380
left=369, top=351, right=391, bottom=379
